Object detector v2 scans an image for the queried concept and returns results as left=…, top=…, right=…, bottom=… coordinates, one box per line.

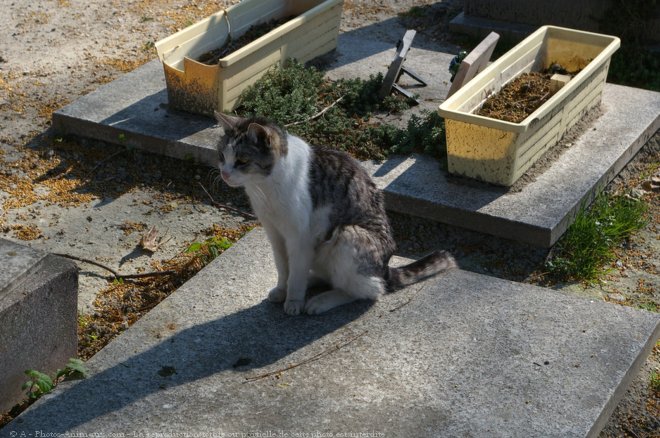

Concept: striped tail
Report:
left=386, top=250, right=457, bottom=291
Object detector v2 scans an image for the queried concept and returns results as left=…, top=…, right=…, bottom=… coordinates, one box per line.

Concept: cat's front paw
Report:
left=283, top=299, right=305, bottom=316
left=267, top=286, right=286, bottom=303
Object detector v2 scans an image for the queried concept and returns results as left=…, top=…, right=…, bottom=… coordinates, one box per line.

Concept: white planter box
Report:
left=155, top=0, right=343, bottom=116
left=438, top=25, right=620, bottom=186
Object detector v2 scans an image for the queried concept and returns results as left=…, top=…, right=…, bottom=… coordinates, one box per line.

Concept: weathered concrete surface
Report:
left=7, top=228, right=659, bottom=437
left=0, top=239, right=78, bottom=413
left=50, top=30, right=660, bottom=247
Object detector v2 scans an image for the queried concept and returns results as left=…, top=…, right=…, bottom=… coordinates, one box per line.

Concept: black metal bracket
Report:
left=378, top=30, right=427, bottom=105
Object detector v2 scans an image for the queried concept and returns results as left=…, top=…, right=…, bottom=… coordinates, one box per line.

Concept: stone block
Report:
left=0, top=239, right=78, bottom=413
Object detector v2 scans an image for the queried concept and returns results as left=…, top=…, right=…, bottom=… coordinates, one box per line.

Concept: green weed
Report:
left=638, top=301, right=658, bottom=313
left=546, top=194, right=648, bottom=282
left=186, top=236, right=233, bottom=262
left=650, top=369, right=660, bottom=393
left=239, top=60, right=324, bottom=125
left=142, top=41, right=155, bottom=52
left=399, top=5, right=426, bottom=18
left=23, top=358, right=88, bottom=400
left=22, top=370, right=54, bottom=400
left=236, top=60, right=417, bottom=160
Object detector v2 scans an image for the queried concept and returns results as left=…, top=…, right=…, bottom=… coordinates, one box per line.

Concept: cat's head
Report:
left=214, top=112, right=288, bottom=187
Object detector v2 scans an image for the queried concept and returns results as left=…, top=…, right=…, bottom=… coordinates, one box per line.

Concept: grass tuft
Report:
left=546, top=194, right=648, bottom=282
left=651, top=368, right=660, bottom=393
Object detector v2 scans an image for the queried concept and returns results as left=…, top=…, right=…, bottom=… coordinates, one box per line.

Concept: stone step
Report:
left=0, top=239, right=78, bottom=413
left=6, top=228, right=659, bottom=437
left=51, top=30, right=660, bottom=247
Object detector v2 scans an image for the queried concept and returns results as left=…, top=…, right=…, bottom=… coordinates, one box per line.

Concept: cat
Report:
left=214, top=112, right=457, bottom=315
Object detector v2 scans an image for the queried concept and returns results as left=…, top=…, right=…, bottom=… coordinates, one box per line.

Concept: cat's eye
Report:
left=218, top=154, right=225, bottom=163
left=235, top=158, right=249, bottom=167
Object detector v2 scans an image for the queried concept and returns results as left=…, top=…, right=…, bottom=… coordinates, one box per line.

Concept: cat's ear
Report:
left=214, top=111, right=243, bottom=131
left=246, top=122, right=272, bottom=147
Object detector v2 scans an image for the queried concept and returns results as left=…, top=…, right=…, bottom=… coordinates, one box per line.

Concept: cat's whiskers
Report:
left=248, top=184, right=270, bottom=211
left=206, top=169, right=225, bottom=195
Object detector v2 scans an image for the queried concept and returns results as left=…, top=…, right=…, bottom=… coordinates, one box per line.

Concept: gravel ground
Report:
left=0, top=0, right=657, bottom=435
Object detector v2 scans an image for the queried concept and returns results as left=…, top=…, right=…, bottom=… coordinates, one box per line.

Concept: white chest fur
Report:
left=244, top=135, right=319, bottom=239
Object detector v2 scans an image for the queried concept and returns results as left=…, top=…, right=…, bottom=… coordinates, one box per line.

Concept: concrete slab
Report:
left=7, top=228, right=659, bottom=437
left=51, top=32, right=660, bottom=247
left=50, top=31, right=455, bottom=163
left=0, top=239, right=78, bottom=413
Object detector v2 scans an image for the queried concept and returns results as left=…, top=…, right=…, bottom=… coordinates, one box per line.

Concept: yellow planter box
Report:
left=438, top=25, right=620, bottom=186
left=155, top=0, right=343, bottom=116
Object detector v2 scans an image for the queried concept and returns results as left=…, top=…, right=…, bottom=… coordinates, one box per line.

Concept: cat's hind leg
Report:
left=306, top=226, right=387, bottom=314
left=304, top=289, right=354, bottom=315
left=305, top=272, right=384, bottom=314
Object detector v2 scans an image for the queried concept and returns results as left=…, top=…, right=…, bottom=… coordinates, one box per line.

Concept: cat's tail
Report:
left=386, top=251, right=457, bottom=291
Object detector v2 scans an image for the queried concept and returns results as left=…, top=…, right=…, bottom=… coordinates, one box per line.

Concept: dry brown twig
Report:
left=388, top=296, right=414, bottom=313
left=244, top=330, right=368, bottom=382
left=53, top=253, right=176, bottom=280
left=285, top=95, right=345, bottom=128
left=198, top=182, right=257, bottom=220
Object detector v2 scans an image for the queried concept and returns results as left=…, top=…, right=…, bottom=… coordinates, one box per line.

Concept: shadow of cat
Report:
left=11, top=298, right=371, bottom=432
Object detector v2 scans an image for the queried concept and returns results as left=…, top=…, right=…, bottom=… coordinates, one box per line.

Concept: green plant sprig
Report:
left=22, top=358, right=88, bottom=400
left=186, top=236, right=233, bottom=263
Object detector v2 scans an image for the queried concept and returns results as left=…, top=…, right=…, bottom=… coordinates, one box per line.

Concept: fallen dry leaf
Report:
left=139, top=225, right=170, bottom=252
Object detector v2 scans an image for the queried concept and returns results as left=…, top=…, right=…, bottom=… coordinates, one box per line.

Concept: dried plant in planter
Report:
left=478, top=63, right=585, bottom=123
left=478, top=72, right=558, bottom=123
left=197, top=16, right=296, bottom=65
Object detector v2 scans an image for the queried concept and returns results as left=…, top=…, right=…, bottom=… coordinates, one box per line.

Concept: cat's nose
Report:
left=221, top=170, right=231, bottom=181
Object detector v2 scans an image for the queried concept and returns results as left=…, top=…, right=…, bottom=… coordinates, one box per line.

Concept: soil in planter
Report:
left=197, top=15, right=296, bottom=65
left=477, top=63, right=586, bottom=123
left=477, top=72, right=558, bottom=123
